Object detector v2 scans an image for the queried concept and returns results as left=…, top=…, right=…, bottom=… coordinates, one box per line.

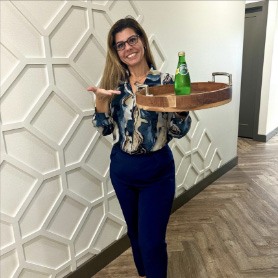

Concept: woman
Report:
left=87, top=17, right=191, bottom=278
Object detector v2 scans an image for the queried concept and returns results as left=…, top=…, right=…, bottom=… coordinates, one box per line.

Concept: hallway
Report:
left=94, top=135, right=278, bottom=277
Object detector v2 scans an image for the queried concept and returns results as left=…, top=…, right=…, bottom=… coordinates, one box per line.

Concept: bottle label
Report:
left=176, top=64, right=188, bottom=75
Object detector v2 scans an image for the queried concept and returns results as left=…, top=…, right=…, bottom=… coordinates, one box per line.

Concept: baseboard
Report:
left=65, top=156, right=238, bottom=278
left=253, top=126, right=278, bottom=142
left=65, top=235, right=130, bottom=278
left=171, top=156, right=238, bottom=213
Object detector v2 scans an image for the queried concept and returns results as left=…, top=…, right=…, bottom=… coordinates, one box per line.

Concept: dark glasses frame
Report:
left=114, top=34, right=140, bottom=51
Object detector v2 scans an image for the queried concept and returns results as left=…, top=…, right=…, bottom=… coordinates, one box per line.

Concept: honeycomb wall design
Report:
left=0, top=1, right=222, bottom=277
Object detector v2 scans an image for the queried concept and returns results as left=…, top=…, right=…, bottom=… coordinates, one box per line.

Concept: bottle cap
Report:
left=178, top=51, right=185, bottom=56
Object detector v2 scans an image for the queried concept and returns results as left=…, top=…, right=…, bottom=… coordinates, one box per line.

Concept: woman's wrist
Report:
left=96, top=97, right=110, bottom=113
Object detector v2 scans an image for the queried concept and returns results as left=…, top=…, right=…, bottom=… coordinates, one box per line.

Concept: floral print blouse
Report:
left=92, top=69, right=191, bottom=155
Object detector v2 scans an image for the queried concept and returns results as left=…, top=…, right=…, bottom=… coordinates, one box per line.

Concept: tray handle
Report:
left=135, top=83, right=150, bottom=96
left=212, top=72, right=232, bottom=86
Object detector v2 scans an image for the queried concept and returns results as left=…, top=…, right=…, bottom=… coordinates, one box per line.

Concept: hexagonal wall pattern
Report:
left=0, top=162, right=36, bottom=217
left=0, top=1, right=223, bottom=277
left=23, top=236, right=70, bottom=269
left=0, top=220, right=15, bottom=249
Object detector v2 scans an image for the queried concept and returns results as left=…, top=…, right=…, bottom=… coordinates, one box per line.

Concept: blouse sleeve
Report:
left=168, top=112, right=192, bottom=139
left=92, top=111, right=114, bottom=136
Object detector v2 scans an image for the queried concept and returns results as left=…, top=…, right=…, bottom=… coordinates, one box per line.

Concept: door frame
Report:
left=240, top=0, right=269, bottom=141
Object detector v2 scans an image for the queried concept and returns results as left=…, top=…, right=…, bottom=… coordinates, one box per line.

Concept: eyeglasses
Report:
left=114, top=34, right=140, bottom=51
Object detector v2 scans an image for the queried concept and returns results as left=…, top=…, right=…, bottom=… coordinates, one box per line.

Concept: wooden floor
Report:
left=94, top=135, right=278, bottom=278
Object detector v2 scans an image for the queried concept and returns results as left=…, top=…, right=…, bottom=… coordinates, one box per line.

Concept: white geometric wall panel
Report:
left=0, top=1, right=222, bottom=277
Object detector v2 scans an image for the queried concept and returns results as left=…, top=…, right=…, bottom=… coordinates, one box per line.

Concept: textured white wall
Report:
left=258, top=0, right=278, bottom=135
left=0, top=1, right=244, bottom=277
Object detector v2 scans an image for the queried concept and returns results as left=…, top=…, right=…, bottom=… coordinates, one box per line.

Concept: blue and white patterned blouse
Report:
left=92, top=69, right=191, bottom=154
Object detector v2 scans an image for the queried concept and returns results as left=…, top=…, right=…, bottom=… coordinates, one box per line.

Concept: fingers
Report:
left=87, top=86, right=121, bottom=96
left=87, top=86, right=97, bottom=92
left=107, top=89, right=121, bottom=95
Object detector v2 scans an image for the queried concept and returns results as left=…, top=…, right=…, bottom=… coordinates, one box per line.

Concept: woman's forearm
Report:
left=95, top=97, right=110, bottom=113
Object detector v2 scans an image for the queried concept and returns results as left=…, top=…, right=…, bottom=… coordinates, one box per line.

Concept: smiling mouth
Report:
left=127, top=53, right=136, bottom=58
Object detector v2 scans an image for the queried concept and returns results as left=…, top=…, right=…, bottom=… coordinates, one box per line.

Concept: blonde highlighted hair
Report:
left=100, top=17, right=156, bottom=90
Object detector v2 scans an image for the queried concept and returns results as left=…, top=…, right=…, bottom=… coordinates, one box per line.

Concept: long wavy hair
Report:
left=100, top=17, right=156, bottom=90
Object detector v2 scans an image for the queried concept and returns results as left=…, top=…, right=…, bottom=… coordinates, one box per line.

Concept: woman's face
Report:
left=114, top=28, right=146, bottom=69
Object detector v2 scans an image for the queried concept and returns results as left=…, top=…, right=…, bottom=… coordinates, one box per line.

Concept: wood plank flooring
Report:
left=94, top=135, right=278, bottom=278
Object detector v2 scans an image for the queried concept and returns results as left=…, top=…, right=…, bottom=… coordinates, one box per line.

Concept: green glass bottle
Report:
left=174, top=51, right=191, bottom=95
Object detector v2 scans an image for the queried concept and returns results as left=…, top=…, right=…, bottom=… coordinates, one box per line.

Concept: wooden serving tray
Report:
left=136, top=82, right=232, bottom=112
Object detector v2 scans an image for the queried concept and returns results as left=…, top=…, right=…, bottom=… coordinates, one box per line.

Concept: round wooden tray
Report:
left=136, top=81, right=232, bottom=112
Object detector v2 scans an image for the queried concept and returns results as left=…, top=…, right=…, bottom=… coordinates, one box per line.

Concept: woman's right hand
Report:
left=87, top=86, right=121, bottom=113
left=87, top=86, right=121, bottom=102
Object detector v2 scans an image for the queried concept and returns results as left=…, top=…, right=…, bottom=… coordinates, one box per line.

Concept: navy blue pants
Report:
left=110, top=144, right=175, bottom=278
